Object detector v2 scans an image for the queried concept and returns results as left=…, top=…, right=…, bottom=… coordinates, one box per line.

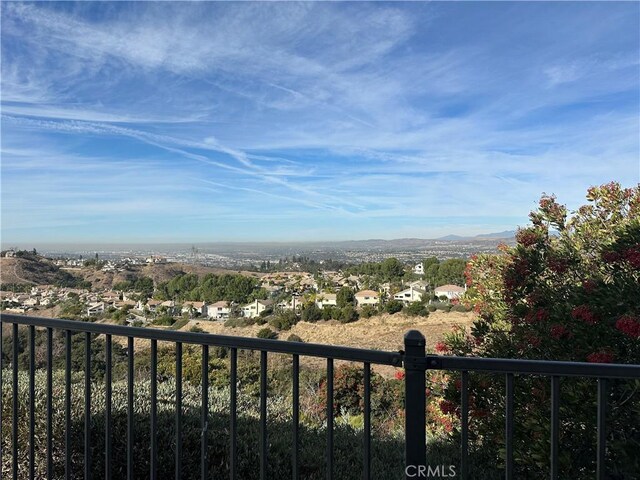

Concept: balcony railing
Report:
left=1, top=313, right=639, bottom=480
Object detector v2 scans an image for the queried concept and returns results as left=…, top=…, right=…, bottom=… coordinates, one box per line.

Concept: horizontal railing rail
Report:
left=419, top=354, right=640, bottom=379
left=1, top=315, right=639, bottom=480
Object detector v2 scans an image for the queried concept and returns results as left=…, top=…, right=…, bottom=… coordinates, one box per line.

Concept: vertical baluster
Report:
left=28, top=326, right=35, bottom=480
left=176, top=342, right=182, bottom=480
left=65, top=330, right=71, bottom=480
left=150, top=340, right=157, bottom=480
left=550, top=376, right=560, bottom=480
left=597, top=378, right=607, bottom=480
left=403, top=331, right=426, bottom=480
left=105, top=334, right=112, bottom=480
left=127, top=337, right=134, bottom=480
left=201, top=345, right=209, bottom=480
left=230, top=348, right=237, bottom=480
left=505, top=373, right=514, bottom=480
left=292, top=354, right=299, bottom=480
left=326, top=358, right=334, bottom=480
left=46, top=328, right=53, bottom=479
left=0, top=319, right=3, bottom=478
left=85, top=332, right=91, bottom=479
left=461, top=371, right=469, bottom=480
left=12, top=323, right=19, bottom=480
left=0, top=319, right=3, bottom=477
left=260, top=351, right=267, bottom=480
left=363, top=363, right=371, bottom=480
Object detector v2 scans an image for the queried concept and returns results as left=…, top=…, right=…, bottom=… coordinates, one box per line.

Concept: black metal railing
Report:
left=1, top=313, right=639, bottom=480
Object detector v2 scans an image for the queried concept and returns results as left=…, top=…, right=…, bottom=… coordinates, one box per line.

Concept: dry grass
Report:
left=186, top=311, right=476, bottom=376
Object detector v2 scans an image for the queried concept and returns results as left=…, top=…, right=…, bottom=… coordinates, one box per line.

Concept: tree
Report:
left=385, top=300, right=403, bottom=314
left=381, top=257, right=405, bottom=280
left=338, top=305, right=359, bottom=323
left=269, top=310, right=299, bottom=331
left=441, top=182, right=640, bottom=478
left=301, top=303, right=322, bottom=322
left=336, top=287, right=355, bottom=308
left=256, top=328, right=278, bottom=339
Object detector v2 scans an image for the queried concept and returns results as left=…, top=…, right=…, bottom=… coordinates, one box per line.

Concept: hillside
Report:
left=1, top=255, right=263, bottom=290
left=0, top=256, right=84, bottom=287
left=113, top=311, right=475, bottom=376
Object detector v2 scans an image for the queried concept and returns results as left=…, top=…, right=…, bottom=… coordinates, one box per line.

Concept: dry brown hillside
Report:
left=131, top=311, right=476, bottom=376
left=0, top=256, right=80, bottom=286
left=1, top=255, right=263, bottom=289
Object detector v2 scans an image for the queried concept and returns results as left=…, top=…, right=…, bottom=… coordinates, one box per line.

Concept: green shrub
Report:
left=427, top=304, right=437, bottom=312
left=256, top=327, right=278, bottom=339
left=451, top=304, right=470, bottom=313
left=224, top=317, right=255, bottom=328
left=169, top=318, right=189, bottom=330
left=153, top=315, right=175, bottom=326
left=321, top=306, right=338, bottom=321
left=301, top=304, right=322, bottom=322
left=432, top=302, right=451, bottom=312
left=384, top=300, right=403, bottom=314
left=405, top=302, right=428, bottom=317
left=338, top=305, right=359, bottom=323
left=286, top=334, right=303, bottom=342
left=268, top=310, right=299, bottom=331
left=190, top=325, right=204, bottom=333
left=359, top=305, right=377, bottom=318
left=444, top=183, right=640, bottom=479
left=0, top=371, right=424, bottom=480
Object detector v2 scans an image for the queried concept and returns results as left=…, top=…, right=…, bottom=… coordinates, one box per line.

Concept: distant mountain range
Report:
left=436, top=230, right=517, bottom=241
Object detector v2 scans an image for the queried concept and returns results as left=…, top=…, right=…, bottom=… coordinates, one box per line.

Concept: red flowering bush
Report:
left=441, top=183, right=640, bottom=478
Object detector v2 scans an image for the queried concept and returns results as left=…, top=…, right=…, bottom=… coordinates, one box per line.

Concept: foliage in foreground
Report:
left=440, top=182, right=640, bottom=479
left=0, top=371, right=500, bottom=480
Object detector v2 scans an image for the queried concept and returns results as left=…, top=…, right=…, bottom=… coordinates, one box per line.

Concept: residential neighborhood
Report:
left=1, top=254, right=469, bottom=328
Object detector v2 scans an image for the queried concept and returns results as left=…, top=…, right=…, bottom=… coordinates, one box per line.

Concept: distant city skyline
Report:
left=2, top=2, right=639, bottom=244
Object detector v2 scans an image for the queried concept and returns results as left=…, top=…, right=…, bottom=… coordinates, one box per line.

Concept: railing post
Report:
left=404, top=330, right=426, bottom=480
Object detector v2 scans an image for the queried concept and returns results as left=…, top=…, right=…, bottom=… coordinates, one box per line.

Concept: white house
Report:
left=138, top=298, right=162, bottom=313
left=315, top=293, right=337, bottom=310
left=277, top=296, right=303, bottom=311
left=413, top=263, right=424, bottom=275
left=160, top=300, right=178, bottom=315
left=434, top=284, right=466, bottom=300
left=206, top=301, right=230, bottom=320
left=182, top=301, right=208, bottom=317
left=86, top=302, right=105, bottom=316
left=355, top=290, right=380, bottom=307
left=394, top=286, right=425, bottom=304
left=242, top=299, right=273, bottom=318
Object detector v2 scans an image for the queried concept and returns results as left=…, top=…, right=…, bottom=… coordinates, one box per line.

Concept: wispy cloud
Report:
left=1, top=1, right=638, bottom=243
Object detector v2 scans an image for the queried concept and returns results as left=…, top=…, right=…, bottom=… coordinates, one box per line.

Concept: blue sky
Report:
left=1, top=1, right=639, bottom=245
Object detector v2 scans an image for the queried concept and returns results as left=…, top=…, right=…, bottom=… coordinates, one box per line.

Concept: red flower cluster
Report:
left=624, top=246, right=640, bottom=268
left=434, top=342, right=449, bottom=353
left=548, top=257, right=568, bottom=274
left=571, top=305, right=598, bottom=325
left=524, top=308, right=549, bottom=323
left=582, top=279, right=598, bottom=293
left=439, top=399, right=457, bottom=415
left=395, top=370, right=405, bottom=380
left=586, top=351, right=615, bottom=364
left=602, top=250, right=621, bottom=263
left=615, top=315, right=640, bottom=339
left=550, top=324, right=569, bottom=339
left=525, top=334, right=541, bottom=347
left=516, top=228, right=539, bottom=247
